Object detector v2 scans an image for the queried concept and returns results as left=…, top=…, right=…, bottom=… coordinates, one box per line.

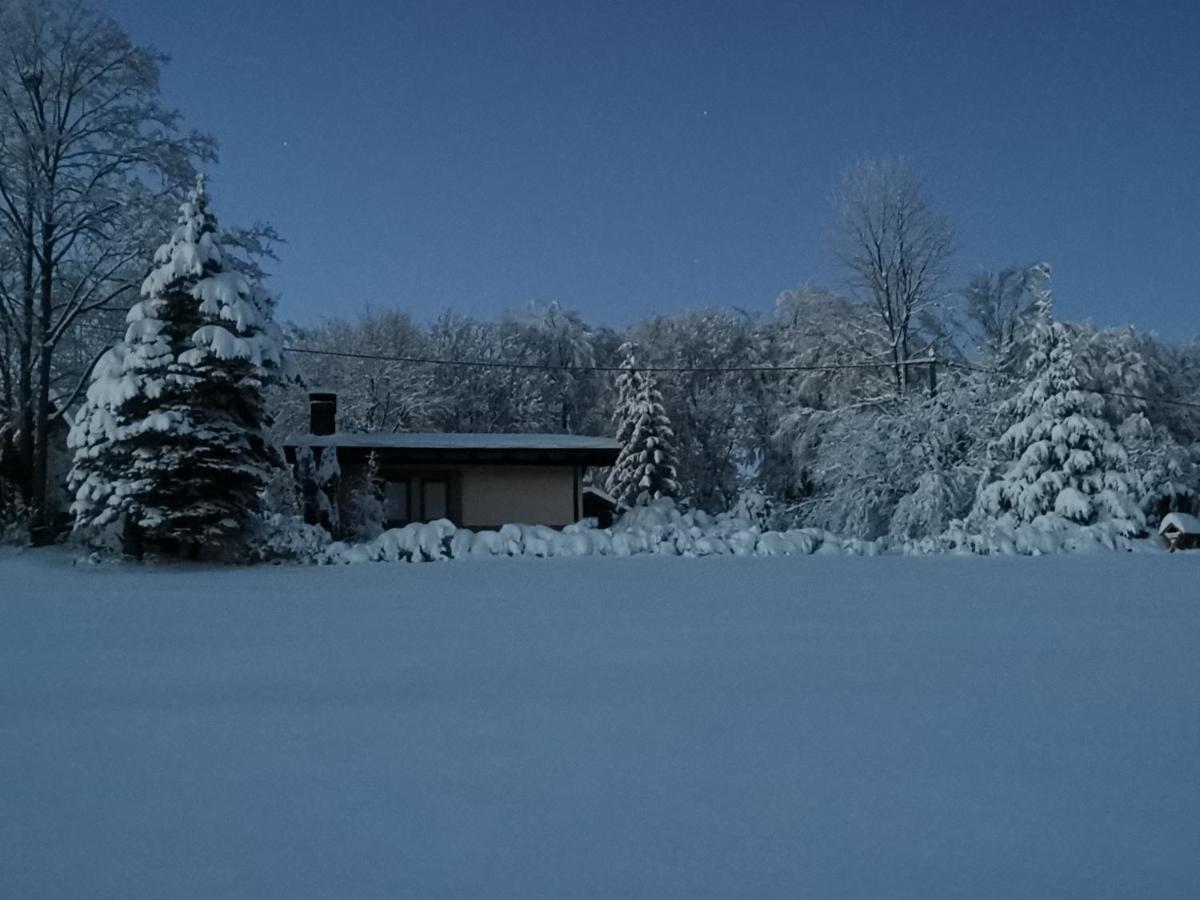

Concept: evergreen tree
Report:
left=606, top=343, right=680, bottom=508
left=68, top=178, right=284, bottom=556
left=973, top=296, right=1143, bottom=533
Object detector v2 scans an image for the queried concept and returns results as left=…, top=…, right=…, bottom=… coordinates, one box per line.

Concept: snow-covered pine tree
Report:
left=973, top=295, right=1144, bottom=534
left=606, top=343, right=680, bottom=508
left=68, top=177, right=285, bottom=556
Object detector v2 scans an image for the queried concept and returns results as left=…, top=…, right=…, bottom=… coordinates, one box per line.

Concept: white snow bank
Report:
left=317, top=501, right=841, bottom=565
left=307, top=500, right=1158, bottom=566
left=936, top=513, right=1153, bottom=557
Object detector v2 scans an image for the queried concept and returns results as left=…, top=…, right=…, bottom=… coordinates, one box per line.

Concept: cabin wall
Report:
left=326, top=453, right=583, bottom=530
left=460, top=465, right=578, bottom=529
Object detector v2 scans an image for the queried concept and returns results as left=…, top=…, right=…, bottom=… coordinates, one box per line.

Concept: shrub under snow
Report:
left=300, top=498, right=1155, bottom=567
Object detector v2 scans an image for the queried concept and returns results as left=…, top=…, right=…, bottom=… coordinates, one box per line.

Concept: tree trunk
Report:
left=30, top=216, right=55, bottom=545
left=122, top=516, right=144, bottom=560
left=16, top=205, right=35, bottom=507
left=0, top=329, right=12, bottom=414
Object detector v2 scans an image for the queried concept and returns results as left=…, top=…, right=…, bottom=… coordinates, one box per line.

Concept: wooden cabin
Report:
left=283, top=392, right=620, bottom=531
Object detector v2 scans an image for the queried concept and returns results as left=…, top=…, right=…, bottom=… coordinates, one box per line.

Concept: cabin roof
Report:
left=1158, top=511, right=1200, bottom=536
left=281, top=431, right=621, bottom=467
left=284, top=432, right=620, bottom=452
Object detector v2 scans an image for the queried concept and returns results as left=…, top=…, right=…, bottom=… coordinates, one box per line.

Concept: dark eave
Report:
left=281, top=432, right=621, bottom=468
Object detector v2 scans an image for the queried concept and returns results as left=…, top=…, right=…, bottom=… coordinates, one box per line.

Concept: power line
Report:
left=64, top=338, right=1200, bottom=413
left=283, top=345, right=1200, bottom=412
left=944, top=361, right=1200, bottom=411
left=940, top=360, right=995, bottom=374
left=939, top=360, right=1200, bottom=411
left=282, top=345, right=921, bottom=375
left=1092, top=389, right=1200, bottom=412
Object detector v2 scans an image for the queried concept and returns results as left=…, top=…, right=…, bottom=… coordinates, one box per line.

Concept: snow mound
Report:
left=934, top=514, right=1151, bottom=556
left=317, top=500, right=896, bottom=566
left=298, top=499, right=1164, bottom=567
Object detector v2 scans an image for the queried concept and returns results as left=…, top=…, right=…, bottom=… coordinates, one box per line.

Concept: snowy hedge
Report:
left=258, top=498, right=1160, bottom=567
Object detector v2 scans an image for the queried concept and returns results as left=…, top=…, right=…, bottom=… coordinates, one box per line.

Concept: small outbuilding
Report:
left=283, top=392, right=620, bottom=531
left=1158, top=512, right=1200, bottom=552
left=581, top=485, right=620, bottom=528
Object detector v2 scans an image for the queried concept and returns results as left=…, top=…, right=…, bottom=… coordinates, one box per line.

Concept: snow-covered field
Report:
left=2, top=551, right=1198, bottom=898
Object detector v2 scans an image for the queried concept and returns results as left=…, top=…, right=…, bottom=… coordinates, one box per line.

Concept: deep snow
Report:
left=2, top=551, right=1198, bottom=897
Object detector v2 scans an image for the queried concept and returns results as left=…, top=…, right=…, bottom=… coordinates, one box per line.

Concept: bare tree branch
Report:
left=831, top=158, right=955, bottom=394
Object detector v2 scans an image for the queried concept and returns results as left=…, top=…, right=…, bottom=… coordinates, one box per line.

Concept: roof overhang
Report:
left=282, top=432, right=621, bottom=468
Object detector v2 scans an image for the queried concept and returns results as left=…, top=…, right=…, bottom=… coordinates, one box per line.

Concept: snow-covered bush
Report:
left=1121, top=420, right=1198, bottom=518
left=244, top=466, right=332, bottom=562
left=1, top=510, right=28, bottom=546
left=937, top=515, right=1144, bottom=557
left=308, top=493, right=1164, bottom=568
left=342, top=452, right=386, bottom=541
left=318, top=499, right=865, bottom=565
left=249, top=513, right=332, bottom=563
left=729, top=490, right=776, bottom=530
left=325, top=519, right=455, bottom=564
left=779, top=381, right=991, bottom=542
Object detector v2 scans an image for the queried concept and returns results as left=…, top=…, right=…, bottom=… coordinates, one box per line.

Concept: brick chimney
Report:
left=309, top=391, right=337, bottom=436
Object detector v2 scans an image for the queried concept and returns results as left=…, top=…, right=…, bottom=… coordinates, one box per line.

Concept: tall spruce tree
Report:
left=68, top=178, right=284, bottom=555
left=607, top=343, right=680, bottom=508
left=973, top=296, right=1143, bottom=534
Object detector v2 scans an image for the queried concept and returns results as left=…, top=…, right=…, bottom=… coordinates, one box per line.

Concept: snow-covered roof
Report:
left=1158, top=512, right=1200, bottom=536
left=283, top=432, right=621, bottom=452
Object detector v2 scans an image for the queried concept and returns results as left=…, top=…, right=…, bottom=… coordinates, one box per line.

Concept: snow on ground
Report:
left=2, top=550, right=1198, bottom=898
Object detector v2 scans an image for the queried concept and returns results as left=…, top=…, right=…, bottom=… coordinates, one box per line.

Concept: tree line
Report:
left=280, top=257, right=1199, bottom=542
left=2, top=0, right=1197, bottom=552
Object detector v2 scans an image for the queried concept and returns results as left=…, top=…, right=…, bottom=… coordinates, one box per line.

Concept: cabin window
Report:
left=422, top=479, right=449, bottom=521
left=384, top=480, right=409, bottom=525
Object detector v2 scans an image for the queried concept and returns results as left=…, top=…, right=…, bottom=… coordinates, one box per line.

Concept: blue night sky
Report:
left=97, top=0, right=1198, bottom=336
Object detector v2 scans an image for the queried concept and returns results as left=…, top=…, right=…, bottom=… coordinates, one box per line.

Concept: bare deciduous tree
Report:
left=0, top=0, right=215, bottom=537
left=961, top=262, right=1051, bottom=372
left=831, top=158, right=955, bottom=393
